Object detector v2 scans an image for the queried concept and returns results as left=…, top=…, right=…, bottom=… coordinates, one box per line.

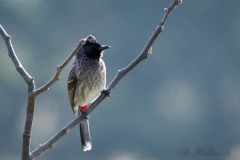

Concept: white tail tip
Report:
left=83, top=142, right=92, bottom=152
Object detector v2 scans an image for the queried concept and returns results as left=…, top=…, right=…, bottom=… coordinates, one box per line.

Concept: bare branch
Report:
left=0, top=26, right=86, bottom=160
left=87, top=0, right=182, bottom=114
left=30, top=115, right=84, bottom=158
left=30, top=0, right=182, bottom=158
left=22, top=96, right=36, bottom=160
left=28, top=40, right=86, bottom=158
left=0, top=25, right=33, bottom=86
left=32, top=40, right=85, bottom=97
left=0, top=24, right=36, bottom=160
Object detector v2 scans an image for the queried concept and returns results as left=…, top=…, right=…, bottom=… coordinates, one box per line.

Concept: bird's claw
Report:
left=102, top=89, right=111, bottom=98
left=79, top=109, right=88, bottom=118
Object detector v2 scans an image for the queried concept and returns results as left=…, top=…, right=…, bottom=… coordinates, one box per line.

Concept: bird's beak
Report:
left=99, top=45, right=111, bottom=51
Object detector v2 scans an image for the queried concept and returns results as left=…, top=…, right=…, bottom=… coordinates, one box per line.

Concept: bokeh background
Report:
left=1, top=0, right=240, bottom=160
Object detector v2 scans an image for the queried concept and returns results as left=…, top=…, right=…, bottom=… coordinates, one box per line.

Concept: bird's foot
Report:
left=102, top=89, right=111, bottom=97
left=79, top=110, right=89, bottom=118
left=78, top=106, right=89, bottom=117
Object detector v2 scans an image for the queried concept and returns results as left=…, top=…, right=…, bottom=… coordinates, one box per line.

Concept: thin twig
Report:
left=87, top=0, right=182, bottom=114
left=0, top=27, right=86, bottom=160
left=0, top=25, right=33, bottom=85
left=30, top=116, right=84, bottom=158
left=30, top=0, right=182, bottom=159
left=32, top=40, right=85, bottom=97
left=0, top=24, right=36, bottom=160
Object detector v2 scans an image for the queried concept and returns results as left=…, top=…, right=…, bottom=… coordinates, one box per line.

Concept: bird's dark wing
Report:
left=67, top=64, right=78, bottom=113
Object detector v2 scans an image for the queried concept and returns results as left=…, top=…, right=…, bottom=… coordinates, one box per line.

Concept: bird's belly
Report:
left=74, top=74, right=105, bottom=107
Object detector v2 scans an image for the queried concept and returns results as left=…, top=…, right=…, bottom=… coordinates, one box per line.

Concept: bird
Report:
left=67, top=35, right=110, bottom=151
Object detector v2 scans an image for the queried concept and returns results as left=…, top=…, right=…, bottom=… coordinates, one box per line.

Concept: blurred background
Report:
left=1, top=0, right=240, bottom=160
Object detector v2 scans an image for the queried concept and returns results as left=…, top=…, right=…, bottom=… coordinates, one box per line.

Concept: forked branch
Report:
left=31, top=0, right=182, bottom=159
left=0, top=0, right=182, bottom=159
left=0, top=25, right=33, bottom=86
left=32, top=40, right=85, bottom=97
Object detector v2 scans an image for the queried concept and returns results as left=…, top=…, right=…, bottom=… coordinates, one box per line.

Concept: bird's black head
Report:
left=83, top=35, right=110, bottom=59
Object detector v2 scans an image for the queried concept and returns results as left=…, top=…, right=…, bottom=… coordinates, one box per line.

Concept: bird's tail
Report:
left=80, top=116, right=92, bottom=151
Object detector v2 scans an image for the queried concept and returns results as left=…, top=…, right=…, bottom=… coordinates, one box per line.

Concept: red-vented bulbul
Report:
left=67, top=35, right=110, bottom=151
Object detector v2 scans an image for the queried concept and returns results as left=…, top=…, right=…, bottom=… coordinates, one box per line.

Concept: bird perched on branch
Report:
left=67, top=35, right=110, bottom=151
